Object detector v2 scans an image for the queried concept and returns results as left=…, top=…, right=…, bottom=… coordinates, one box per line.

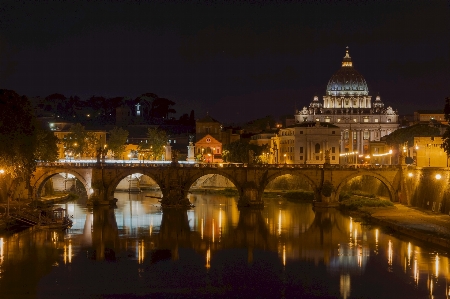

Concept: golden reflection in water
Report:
left=64, top=240, right=72, bottom=264
left=138, top=240, right=145, bottom=264
left=283, top=244, right=286, bottom=266
left=340, top=273, right=351, bottom=299
left=206, top=247, right=211, bottom=269
left=219, top=208, right=222, bottom=242
left=357, top=246, right=362, bottom=268
left=212, top=219, right=215, bottom=243
left=408, top=242, right=412, bottom=267
left=388, top=240, right=393, bottom=266
left=52, top=231, right=58, bottom=244
left=435, top=254, right=439, bottom=278
left=0, top=237, right=3, bottom=265
left=414, top=258, right=419, bottom=285
left=354, top=228, right=358, bottom=247
left=278, top=209, right=282, bottom=236
left=201, top=218, right=204, bottom=240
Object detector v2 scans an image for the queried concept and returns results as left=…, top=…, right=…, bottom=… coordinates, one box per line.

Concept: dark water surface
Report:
left=1, top=192, right=449, bottom=299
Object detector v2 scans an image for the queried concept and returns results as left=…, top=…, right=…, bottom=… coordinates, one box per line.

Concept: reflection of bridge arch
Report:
left=334, top=171, right=396, bottom=202
left=32, top=168, right=89, bottom=198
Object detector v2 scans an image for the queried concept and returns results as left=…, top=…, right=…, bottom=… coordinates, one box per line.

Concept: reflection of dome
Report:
left=326, top=48, right=369, bottom=96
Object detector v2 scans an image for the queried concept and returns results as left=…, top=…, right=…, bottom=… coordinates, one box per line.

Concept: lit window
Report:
left=364, top=118, right=369, bottom=123
left=375, top=119, right=379, bottom=123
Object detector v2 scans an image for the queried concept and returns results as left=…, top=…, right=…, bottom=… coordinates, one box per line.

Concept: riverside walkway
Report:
left=356, top=204, right=450, bottom=249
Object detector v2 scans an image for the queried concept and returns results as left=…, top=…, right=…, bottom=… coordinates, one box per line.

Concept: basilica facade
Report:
left=294, top=48, right=399, bottom=162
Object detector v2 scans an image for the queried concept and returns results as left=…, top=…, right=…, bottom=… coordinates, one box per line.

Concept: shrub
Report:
left=321, top=180, right=334, bottom=197
left=339, top=197, right=394, bottom=210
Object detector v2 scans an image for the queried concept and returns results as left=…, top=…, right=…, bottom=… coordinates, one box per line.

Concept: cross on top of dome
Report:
left=342, top=46, right=353, bottom=67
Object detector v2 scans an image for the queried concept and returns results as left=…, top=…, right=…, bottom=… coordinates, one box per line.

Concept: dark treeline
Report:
left=31, top=92, right=195, bottom=129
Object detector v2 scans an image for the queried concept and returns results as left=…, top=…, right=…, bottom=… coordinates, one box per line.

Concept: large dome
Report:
left=326, top=49, right=369, bottom=96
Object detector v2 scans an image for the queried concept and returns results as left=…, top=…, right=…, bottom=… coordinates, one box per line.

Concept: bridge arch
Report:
left=262, top=169, right=319, bottom=194
left=334, top=171, right=397, bottom=203
left=32, top=168, right=89, bottom=199
left=106, top=170, right=163, bottom=200
left=184, top=169, right=242, bottom=195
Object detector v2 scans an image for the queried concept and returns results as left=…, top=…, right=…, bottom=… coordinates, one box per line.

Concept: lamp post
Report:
left=389, top=149, right=392, bottom=165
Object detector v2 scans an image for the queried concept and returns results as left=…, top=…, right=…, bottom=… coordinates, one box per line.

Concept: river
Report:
left=0, top=192, right=449, bottom=299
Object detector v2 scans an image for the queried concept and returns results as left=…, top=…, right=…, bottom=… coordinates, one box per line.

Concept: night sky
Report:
left=0, top=0, right=449, bottom=124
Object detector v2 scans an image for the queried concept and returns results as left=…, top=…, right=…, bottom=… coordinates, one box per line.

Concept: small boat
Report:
left=10, top=207, right=73, bottom=230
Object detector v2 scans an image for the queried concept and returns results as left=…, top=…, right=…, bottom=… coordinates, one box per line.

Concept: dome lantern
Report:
left=326, top=47, right=368, bottom=96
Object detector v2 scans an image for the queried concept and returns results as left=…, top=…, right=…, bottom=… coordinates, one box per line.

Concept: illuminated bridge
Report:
left=29, top=161, right=427, bottom=208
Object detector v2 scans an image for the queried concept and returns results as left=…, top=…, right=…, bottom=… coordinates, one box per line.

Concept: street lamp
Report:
left=284, top=153, right=287, bottom=164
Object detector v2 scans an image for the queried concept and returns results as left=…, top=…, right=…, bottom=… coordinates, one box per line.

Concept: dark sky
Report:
left=0, top=0, right=449, bottom=124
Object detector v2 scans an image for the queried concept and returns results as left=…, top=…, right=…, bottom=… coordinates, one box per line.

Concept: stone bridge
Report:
left=30, top=162, right=411, bottom=208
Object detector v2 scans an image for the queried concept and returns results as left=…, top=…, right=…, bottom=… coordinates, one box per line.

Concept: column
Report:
left=360, top=131, right=364, bottom=154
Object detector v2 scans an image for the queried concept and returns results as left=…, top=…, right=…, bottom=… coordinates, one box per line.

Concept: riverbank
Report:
left=345, top=204, right=450, bottom=249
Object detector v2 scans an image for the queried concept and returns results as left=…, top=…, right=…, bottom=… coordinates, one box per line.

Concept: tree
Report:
left=0, top=90, right=59, bottom=204
left=442, top=97, right=450, bottom=155
left=223, top=140, right=268, bottom=164
left=63, top=123, right=99, bottom=158
left=385, top=123, right=441, bottom=148
left=34, top=120, right=59, bottom=162
left=151, top=97, right=176, bottom=119
left=138, top=128, right=168, bottom=160
left=107, top=127, right=129, bottom=159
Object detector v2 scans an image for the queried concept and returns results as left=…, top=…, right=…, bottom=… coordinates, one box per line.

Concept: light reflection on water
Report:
left=0, top=192, right=449, bottom=298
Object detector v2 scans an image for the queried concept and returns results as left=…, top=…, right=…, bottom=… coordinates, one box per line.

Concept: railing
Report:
left=36, top=161, right=401, bottom=170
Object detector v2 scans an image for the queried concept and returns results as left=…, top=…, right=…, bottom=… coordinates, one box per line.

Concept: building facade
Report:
left=270, top=122, right=341, bottom=165
left=294, top=48, right=399, bottom=163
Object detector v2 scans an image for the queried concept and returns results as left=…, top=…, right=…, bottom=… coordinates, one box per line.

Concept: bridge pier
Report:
left=238, top=182, right=264, bottom=208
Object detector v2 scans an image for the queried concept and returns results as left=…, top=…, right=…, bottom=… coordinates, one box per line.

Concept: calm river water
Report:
left=0, top=192, right=449, bottom=299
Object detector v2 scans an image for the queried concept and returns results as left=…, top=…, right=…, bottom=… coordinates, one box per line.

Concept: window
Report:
left=315, top=143, right=320, bottom=153
left=300, top=147, right=303, bottom=153
left=387, top=119, right=391, bottom=122
left=325, top=118, right=330, bottom=122
left=316, top=118, right=320, bottom=122
left=300, top=131, right=303, bottom=134
left=315, top=156, right=319, bottom=160
left=363, top=118, right=369, bottom=123
left=332, top=156, right=335, bottom=160
left=337, top=118, right=341, bottom=122
left=332, top=131, right=335, bottom=134
left=375, top=119, right=379, bottom=123
left=331, top=147, right=335, bottom=154
left=300, top=156, right=303, bottom=160
left=364, top=131, right=369, bottom=140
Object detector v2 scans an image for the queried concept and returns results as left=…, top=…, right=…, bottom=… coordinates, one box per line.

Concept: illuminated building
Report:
left=294, top=48, right=399, bottom=162
left=270, top=122, right=341, bottom=164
